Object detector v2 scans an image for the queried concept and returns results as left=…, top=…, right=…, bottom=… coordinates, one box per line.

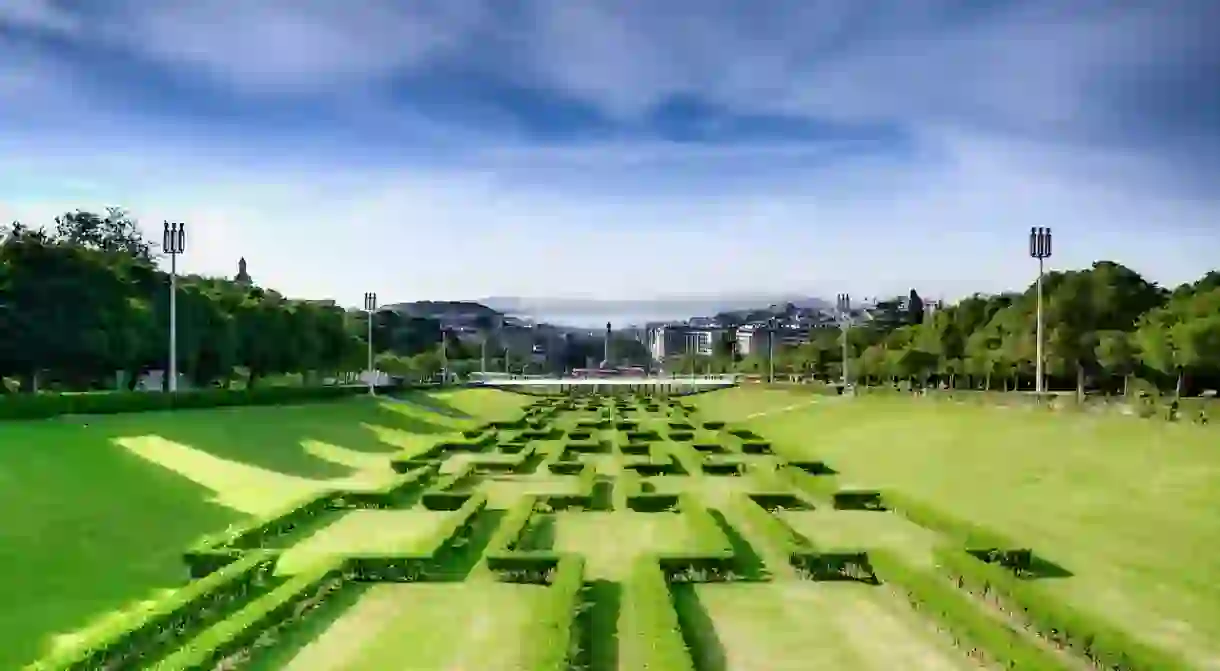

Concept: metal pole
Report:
left=364, top=292, right=376, bottom=395
left=170, top=253, right=177, bottom=392
left=1030, top=227, right=1052, bottom=394
left=768, top=318, right=775, bottom=384
left=837, top=294, right=851, bottom=389
left=163, top=222, right=185, bottom=393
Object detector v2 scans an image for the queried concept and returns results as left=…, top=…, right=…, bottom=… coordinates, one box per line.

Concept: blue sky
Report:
left=1, top=0, right=1218, bottom=308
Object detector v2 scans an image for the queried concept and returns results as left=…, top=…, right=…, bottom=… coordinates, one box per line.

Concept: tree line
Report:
left=0, top=210, right=485, bottom=392
left=681, top=262, right=1220, bottom=397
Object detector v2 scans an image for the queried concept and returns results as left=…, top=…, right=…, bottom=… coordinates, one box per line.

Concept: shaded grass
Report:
left=672, top=584, right=728, bottom=671
left=577, top=580, right=621, bottom=671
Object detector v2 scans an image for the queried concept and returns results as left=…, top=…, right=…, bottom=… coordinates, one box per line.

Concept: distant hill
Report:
left=479, top=294, right=831, bottom=319
left=383, top=300, right=502, bottom=319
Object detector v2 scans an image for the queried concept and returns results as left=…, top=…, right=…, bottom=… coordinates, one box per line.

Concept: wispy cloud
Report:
left=1, top=1, right=1216, bottom=309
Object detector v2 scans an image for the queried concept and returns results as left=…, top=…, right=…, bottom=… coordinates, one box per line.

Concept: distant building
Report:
left=649, top=325, right=722, bottom=360
left=234, top=257, right=253, bottom=286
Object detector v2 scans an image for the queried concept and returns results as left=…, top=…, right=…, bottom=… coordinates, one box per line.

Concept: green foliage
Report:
left=25, top=551, right=281, bottom=671
left=870, top=549, right=1073, bottom=670
left=743, top=264, right=1220, bottom=396
left=148, top=559, right=346, bottom=670
left=523, top=555, right=586, bottom=671
left=934, top=546, right=1194, bottom=671
left=619, top=556, right=696, bottom=671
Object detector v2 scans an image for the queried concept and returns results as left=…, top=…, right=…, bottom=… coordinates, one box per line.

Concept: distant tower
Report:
left=602, top=321, right=612, bottom=368
left=234, top=257, right=252, bottom=286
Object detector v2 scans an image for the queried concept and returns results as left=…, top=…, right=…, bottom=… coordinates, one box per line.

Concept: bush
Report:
left=339, top=464, right=438, bottom=508
left=346, top=493, right=487, bottom=581
left=619, top=556, right=696, bottom=671
left=149, top=558, right=346, bottom=670
left=934, top=547, right=1192, bottom=671
left=184, top=491, right=342, bottom=577
left=885, top=490, right=1029, bottom=566
left=520, top=555, right=586, bottom=671
left=869, top=549, right=1073, bottom=670
left=28, top=551, right=280, bottom=670
left=0, top=384, right=392, bottom=421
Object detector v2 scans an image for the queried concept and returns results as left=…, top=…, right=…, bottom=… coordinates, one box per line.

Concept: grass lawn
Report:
left=686, top=582, right=980, bottom=671
left=276, top=510, right=451, bottom=574
left=553, top=511, right=702, bottom=581
left=273, top=583, right=551, bottom=670
left=702, top=389, right=1220, bottom=668
left=0, top=390, right=520, bottom=669
left=481, top=474, right=583, bottom=508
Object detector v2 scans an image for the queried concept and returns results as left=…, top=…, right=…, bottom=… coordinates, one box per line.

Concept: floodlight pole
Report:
left=1029, top=227, right=1053, bottom=393
left=163, top=222, right=186, bottom=393
left=363, top=292, right=377, bottom=395
left=768, top=318, right=776, bottom=384
left=837, top=293, right=852, bottom=389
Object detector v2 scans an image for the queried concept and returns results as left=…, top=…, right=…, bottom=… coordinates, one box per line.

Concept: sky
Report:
left=1, top=0, right=1218, bottom=310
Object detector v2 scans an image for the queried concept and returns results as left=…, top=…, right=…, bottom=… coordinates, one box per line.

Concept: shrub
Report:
left=27, top=551, right=281, bottom=671
left=934, top=547, right=1192, bottom=671
left=148, top=558, right=346, bottom=670
left=885, top=490, right=1029, bottom=567
left=739, top=440, right=773, bottom=454
left=521, top=555, right=586, bottom=671
left=184, top=491, right=342, bottom=576
left=619, top=556, right=696, bottom=671
left=0, top=385, right=392, bottom=421
left=346, top=493, right=487, bottom=581
left=869, top=549, right=1074, bottom=670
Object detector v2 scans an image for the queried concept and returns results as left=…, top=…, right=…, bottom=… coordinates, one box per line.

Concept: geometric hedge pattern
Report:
left=29, top=393, right=1185, bottom=671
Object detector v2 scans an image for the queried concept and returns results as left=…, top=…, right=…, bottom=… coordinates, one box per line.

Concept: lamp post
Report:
left=162, top=222, right=186, bottom=392
left=767, top=318, right=777, bottom=384
left=363, top=292, right=377, bottom=395
left=1029, top=227, right=1053, bottom=393
left=836, top=293, right=852, bottom=389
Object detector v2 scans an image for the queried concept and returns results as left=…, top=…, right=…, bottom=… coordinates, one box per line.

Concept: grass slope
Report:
left=698, top=388, right=1220, bottom=667
left=0, top=390, right=526, bottom=669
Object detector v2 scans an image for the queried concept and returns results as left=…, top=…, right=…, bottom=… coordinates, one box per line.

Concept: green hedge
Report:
left=522, top=555, right=586, bottom=671
left=27, top=551, right=280, bottom=671
left=935, top=546, right=1193, bottom=671
left=339, top=464, right=438, bottom=508
left=619, top=555, right=696, bottom=671
left=886, top=490, right=1031, bottom=569
left=659, top=496, right=735, bottom=579
left=870, top=549, right=1073, bottom=669
left=0, top=385, right=391, bottom=421
left=184, top=490, right=341, bottom=577
left=346, top=493, right=488, bottom=581
left=149, top=558, right=346, bottom=670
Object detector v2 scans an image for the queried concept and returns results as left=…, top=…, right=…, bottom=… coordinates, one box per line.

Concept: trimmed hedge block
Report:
left=620, top=443, right=651, bottom=455
left=834, top=489, right=886, bottom=511
left=27, top=551, right=281, bottom=671
left=0, top=384, right=393, bottom=421
left=934, top=546, right=1191, bottom=671
left=701, top=421, right=726, bottom=430
left=668, top=431, right=695, bottom=441
left=346, top=493, right=488, bottom=581
left=620, top=556, right=697, bottom=671
left=625, top=430, right=660, bottom=442
left=184, top=491, right=340, bottom=576
left=740, top=440, right=773, bottom=454
left=701, top=462, right=742, bottom=475
left=148, top=559, right=346, bottom=671
left=869, top=549, right=1074, bottom=670
left=627, top=494, right=679, bottom=512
